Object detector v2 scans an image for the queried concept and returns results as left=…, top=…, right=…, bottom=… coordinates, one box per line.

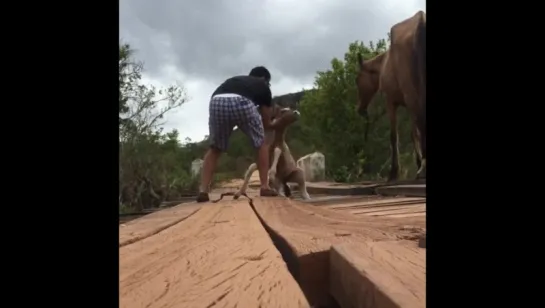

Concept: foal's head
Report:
left=274, top=107, right=300, bottom=129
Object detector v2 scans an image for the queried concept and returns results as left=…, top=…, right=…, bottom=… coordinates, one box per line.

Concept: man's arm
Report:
left=258, top=84, right=277, bottom=129
left=260, top=105, right=276, bottom=129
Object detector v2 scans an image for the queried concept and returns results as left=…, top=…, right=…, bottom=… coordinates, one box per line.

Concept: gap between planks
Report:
left=330, top=240, right=425, bottom=308
left=120, top=198, right=309, bottom=308
left=250, top=197, right=425, bottom=308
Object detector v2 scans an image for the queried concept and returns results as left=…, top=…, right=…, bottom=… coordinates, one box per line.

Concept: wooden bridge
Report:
left=119, top=180, right=426, bottom=308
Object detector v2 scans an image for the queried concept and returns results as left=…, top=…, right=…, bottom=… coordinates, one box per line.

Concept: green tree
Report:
left=119, top=42, right=198, bottom=212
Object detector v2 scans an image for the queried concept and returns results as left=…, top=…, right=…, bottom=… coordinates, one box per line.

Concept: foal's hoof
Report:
left=416, top=168, right=426, bottom=179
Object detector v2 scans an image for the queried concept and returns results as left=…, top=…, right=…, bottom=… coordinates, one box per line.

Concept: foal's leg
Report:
left=416, top=111, right=426, bottom=179
left=412, top=125, right=422, bottom=172
left=268, top=147, right=282, bottom=180
left=290, top=168, right=310, bottom=200
left=273, top=176, right=286, bottom=197
left=234, top=163, right=257, bottom=198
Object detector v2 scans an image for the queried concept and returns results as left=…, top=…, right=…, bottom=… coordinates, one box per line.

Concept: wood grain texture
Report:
left=120, top=200, right=309, bottom=308
left=119, top=203, right=202, bottom=247
left=251, top=197, right=402, bottom=307
left=330, top=241, right=425, bottom=308
left=324, top=198, right=424, bottom=210
left=351, top=204, right=426, bottom=216
left=297, top=197, right=426, bottom=242
left=310, top=197, right=426, bottom=241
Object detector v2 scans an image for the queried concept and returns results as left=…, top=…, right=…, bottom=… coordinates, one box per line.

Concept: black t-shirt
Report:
left=212, top=75, right=272, bottom=107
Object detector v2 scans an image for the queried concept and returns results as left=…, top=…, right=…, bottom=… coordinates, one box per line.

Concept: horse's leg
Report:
left=234, top=163, right=257, bottom=198
left=412, top=125, right=422, bottom=171
left=416, top=111, right=426, bottom=179
left=387, top=101, right=400, bottom=182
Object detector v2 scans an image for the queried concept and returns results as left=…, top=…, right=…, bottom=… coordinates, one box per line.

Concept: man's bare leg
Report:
left=197, top=147, right=221, bottom=202
left=257, top=143, right=271, bottom=190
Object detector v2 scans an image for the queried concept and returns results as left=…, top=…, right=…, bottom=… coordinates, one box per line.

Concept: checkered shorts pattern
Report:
left=208, top=95, right=265, bottom=152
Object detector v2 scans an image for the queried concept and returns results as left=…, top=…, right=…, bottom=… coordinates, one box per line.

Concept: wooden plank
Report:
left=352, top=204, right=426, bottom=216
left=306, top=195, right=385, bottom=207
left=119, top=203, right=202, bottom=247
left=330, top=241, right=425, bottom=308
left=387, top=212, right=426, bottom=219
left=251, top=197, right=406, bottom=307
left=296, top=197, right=426, bottom=243
left=324, top=197, right=424, bottom=210
left=120, top=199, right=309, bottom=308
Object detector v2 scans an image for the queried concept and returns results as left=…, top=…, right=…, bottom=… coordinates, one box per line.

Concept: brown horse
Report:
left=355, top=11, right=426, bottom=181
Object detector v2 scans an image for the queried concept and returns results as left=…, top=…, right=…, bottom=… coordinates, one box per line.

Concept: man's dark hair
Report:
left=249, top=66, right=271, bottom=81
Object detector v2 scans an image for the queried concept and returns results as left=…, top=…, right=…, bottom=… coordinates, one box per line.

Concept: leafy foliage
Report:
left=119, top=43, right=199, bottom=212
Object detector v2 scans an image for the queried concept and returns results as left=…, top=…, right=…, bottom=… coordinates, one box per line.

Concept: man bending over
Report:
left=196, top=66, right=279, bottom=203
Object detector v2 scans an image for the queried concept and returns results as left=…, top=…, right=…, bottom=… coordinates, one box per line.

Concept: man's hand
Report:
left=260, top=105, right=275, bottom=129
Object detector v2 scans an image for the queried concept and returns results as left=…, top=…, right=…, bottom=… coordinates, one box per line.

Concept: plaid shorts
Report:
left=208, top=94, right=265, bottom=152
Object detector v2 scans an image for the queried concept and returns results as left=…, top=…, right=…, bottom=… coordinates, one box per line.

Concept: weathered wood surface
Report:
left=350, top=204, right=426, bottom=216
left=302, top=195, right=384, bottom=207
left=317, top=197, right=426, bottom=240
left=251, top=197, right=422, bottom=307
left=330, top=241, right=425, bottom=308
left=120, top=199, right=309, bottom=308
left=322, top=197, right=424, bottom=210
left=296, top=182, right=378, bottom=195
left=299, top=196, right=425, bottom=243
left=119, top=203, right=202, bottom=247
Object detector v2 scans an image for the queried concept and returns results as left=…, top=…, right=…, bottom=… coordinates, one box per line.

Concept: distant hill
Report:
left=272, top=90, right=314, bottom=109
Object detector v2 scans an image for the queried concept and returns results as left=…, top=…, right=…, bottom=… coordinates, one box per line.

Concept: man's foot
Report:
left=260, top=188, right=279, bottom=197
left=196, top=192, right=210, bottom=203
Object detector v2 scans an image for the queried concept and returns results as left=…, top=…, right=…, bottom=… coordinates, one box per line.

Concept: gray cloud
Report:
left=120, top=0, right=425, bottom=141
left=120, top=0, right=425, bottom=85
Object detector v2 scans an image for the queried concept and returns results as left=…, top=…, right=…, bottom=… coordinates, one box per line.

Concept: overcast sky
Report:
left=120, top=0, right=425, bottom=142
